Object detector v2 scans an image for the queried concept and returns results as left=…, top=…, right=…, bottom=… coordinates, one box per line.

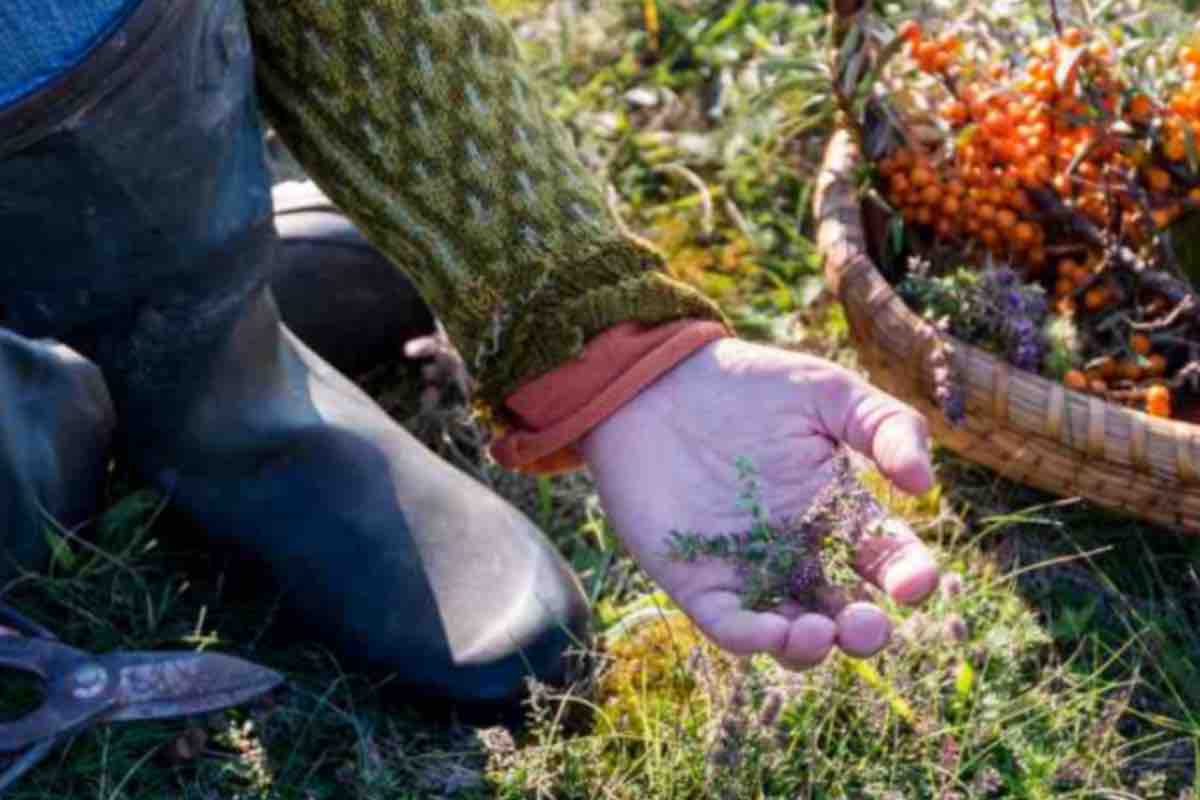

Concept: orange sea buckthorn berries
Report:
left=1057, top=258, right=1079, bottom=277
left=1013, top=221, right=1036, bottom=246
left=1118, top=360, right=1143, bottom=381
left=1147, top=354, right=1168, bottom=377
left=938, top=33, right=962, bottom=53
left=1012, top=191, right=1034, bottom=214
left=910, top=163, right=935, bottom=187
left=1145, top=167, right=1172, bottom=193
left=1129, top=94, right=1153, bottom=121
left=1131, top=333, right=1152, bottom=356
left=942, top=100, right=969, bottom=125
left=1086, top=38, right=1108, bottom=59
left=1169, top=94, right=1193, bottom=117
left=914, top=40, right=940, bottom=72
left=1064, top=370, right=1088, bottom=391
left=1052, top=172, right=1074, bottom=197
left=1061, top=27, right=1086, bottom=47
left=1084, top=287, right=1109, bottom=311
left=1146, top=384, right=1172, bottom=418
left=1152, top=205, right=1181, bottom=229
left=898, top=20, right=922, bottom=44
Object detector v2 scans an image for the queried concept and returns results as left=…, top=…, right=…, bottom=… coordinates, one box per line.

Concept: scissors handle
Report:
left=0, top=637, right=76, bottom=680
left=0, top=639, right=115, bottom=753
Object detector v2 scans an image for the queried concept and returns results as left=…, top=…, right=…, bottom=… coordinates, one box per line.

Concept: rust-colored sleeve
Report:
left=490, top=319, right=730, bottom=474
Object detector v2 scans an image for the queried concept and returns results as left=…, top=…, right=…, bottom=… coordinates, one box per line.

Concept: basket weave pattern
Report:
left=815, top=130, right=1200, bottom=533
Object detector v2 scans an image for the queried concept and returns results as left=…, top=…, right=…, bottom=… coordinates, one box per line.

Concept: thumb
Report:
left=822, top=374, right=934, bottom=495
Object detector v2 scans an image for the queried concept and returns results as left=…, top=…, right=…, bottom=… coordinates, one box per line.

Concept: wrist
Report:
left=489, top=320, right=731, bottom=474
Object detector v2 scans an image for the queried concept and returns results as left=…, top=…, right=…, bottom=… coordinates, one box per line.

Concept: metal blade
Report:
left=97, top=651, right=283, bottom=723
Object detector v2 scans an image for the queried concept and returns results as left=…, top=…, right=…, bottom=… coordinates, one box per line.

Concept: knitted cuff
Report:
left=247, top=0, right=727, bottom=422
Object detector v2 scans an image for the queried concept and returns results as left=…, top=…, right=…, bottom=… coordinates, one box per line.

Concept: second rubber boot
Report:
left=268, top=180, right=436, bottom=378
left=0, top=332, right=114, bottom=581
left=0, top=0, right=588, bottom=715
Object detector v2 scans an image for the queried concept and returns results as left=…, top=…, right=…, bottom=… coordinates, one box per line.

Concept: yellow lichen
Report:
left=596, top=612, right=730, bottom=736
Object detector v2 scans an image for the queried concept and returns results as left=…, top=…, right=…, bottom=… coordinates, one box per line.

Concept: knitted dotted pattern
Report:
left=246, top=0, right=724, bottom=418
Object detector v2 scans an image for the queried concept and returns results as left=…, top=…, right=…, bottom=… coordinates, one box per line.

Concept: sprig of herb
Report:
left=669, top=452, right=888, bottom=611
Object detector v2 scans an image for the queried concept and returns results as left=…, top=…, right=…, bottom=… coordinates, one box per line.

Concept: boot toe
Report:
left=200, top=411, right=591, bottom=716
left=360, top=445, right=591, bottom=712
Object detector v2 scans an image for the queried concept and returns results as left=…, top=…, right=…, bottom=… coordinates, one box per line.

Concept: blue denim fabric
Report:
left=0, top=0, right=142, bottom=107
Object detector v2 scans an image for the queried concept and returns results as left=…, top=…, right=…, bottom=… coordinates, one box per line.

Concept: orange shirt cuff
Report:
left=489, top=320, right=731, bottom=474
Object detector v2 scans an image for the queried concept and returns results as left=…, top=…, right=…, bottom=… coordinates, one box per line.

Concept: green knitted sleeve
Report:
left=244, top=0, right=726, bottom=422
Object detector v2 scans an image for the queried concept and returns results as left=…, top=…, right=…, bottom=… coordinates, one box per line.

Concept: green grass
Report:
left=4, top=1, right=1200, bottom=797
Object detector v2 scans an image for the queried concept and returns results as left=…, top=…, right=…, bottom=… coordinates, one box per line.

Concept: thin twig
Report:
left=1047, top=0, right=1064, bottom=36
left=1130, top=296, right=1197, bottom=331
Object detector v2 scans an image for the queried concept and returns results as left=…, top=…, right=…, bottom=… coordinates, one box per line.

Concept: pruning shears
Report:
left=0, top=601, right=284, bottom=794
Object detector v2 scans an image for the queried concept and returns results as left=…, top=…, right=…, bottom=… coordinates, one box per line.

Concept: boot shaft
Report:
left=0, top=0, right=275, bottom=341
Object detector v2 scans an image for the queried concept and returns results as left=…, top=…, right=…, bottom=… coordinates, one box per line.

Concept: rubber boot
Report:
left=0, top=0, right=588, bottom=714
left=269, top=180, right=436, bottom=378
left=0, top=333, right=114, bottom=581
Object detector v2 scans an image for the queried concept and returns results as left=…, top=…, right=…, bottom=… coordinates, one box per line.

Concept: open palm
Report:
left=580, top=338, right=940, bottom=669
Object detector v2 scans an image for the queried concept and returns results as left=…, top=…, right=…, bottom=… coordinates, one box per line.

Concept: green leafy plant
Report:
left=668, top=451, right=888, bottom=611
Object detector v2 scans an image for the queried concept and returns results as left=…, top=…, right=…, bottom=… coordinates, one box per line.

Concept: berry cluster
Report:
left=875, top=23, right=1200, bottom=419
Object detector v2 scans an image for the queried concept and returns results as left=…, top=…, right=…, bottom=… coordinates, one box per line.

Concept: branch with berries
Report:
left=837, top=2, right=1200, bottom=421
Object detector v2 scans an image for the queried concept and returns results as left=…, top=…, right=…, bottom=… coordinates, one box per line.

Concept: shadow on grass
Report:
left=0, top=475, right=532, bottom=799
left=937, top=452, right=1200, bottom=790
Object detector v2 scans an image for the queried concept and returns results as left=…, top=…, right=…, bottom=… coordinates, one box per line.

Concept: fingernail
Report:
left=883, top=550, right=939, bottom=605
left=836, top=602, right=892, bottom=656
left=879, top=425, right=932, bottom=495
left=784, top=613, right=837, bottom=668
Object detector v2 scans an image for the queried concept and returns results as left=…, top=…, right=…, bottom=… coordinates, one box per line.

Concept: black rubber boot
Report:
left=0, top=0, right=587, bottom=714
left=269, top=180, right=436, bottom=378
left=0, top=333, right=114, bottom=581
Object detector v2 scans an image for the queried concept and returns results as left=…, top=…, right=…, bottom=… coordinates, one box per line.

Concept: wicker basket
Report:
left=815, top=129, right=1200, bottom=533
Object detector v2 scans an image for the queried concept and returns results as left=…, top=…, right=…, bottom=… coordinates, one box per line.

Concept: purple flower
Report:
left=979, top=267, right=1048, bottom=374
left=936, top=381, right=966, bottom=425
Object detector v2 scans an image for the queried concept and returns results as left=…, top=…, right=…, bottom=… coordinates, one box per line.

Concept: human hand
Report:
left=403, top=322, right=472, bottom=410
left=579, top=338, right=939, bottom=669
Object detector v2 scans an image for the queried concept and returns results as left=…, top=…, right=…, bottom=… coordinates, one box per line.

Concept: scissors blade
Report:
left=96, top=651, right=283, bottom=723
